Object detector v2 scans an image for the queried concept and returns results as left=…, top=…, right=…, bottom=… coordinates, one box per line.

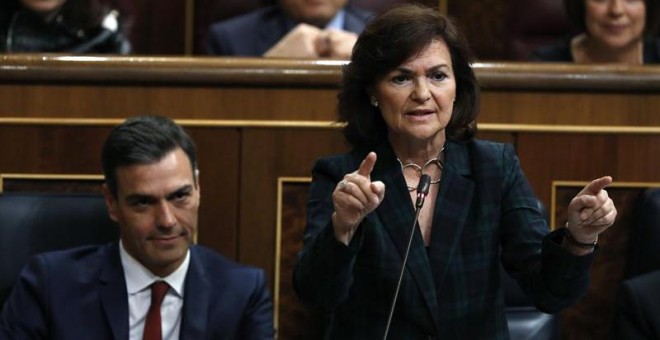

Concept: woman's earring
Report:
left=371, top=97, right=379, bottom=107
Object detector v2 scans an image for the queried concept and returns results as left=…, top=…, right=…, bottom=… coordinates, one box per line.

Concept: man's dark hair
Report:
left=338, top=4, right=480, bottom=149
left=101, top=115, right=197, bottom=197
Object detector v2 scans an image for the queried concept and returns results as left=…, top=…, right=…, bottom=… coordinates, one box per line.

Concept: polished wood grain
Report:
left=277, top=180, right=324, bottom=339
left=3, top=57, right=660, bottom=129
left=0, top=57, right=659, bottom=338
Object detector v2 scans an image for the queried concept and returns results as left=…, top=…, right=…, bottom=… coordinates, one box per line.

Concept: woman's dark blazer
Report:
left=294, top=139, right=596, bottom=339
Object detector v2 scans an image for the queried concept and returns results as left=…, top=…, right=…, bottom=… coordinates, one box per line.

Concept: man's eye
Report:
left=173, top=192, right=190, bottom=201
left=131, top=199, right=150, bottom=207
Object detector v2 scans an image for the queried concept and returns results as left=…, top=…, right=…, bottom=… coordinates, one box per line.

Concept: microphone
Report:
left=383, top=174, right=432, bottom=340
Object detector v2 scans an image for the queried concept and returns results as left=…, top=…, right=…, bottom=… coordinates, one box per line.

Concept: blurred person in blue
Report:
left=0, top=0, right=130, bottom=53
left=205, top=0, right=371, bottom=58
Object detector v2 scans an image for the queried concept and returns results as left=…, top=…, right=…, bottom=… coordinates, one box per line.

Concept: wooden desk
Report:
left=1, top=56, right=659, bottom=338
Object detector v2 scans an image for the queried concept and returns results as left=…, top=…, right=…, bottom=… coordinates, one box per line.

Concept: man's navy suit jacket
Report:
left=0, top=243, right=274, bottom=339
left=205, top=5, right=371, bottom=56
left=611, top=269, right=660, bottom=340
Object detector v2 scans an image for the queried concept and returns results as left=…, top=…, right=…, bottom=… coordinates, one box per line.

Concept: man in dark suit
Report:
left=205, top=0, right=371, bottom=58
left=0, top=115, right=274, bottom=339
left=611, top=269, right=660, bottom=339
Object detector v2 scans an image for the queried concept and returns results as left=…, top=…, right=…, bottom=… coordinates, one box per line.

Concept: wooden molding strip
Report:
left=0, top=173, right=103, bottom=193
left=1, top=118, right=660, bottom=134
left=2, top=55, right=660, bottom=90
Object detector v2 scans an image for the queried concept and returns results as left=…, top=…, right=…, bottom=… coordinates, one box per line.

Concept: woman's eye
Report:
left=391, top=75, right=410, bottom=84
left=430, top=72, right=447, bottom=81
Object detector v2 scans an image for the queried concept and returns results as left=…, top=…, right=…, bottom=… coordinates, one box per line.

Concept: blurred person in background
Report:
left=532, top=0, right=660, bottom=64
left=205, top=0, right=371, bottom=58
left=0, top=0, right=130, bottom=53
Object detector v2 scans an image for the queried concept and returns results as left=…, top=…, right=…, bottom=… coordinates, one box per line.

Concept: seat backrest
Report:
left=505, top=0, right=571, bottom=60
left=624, top=188, right=660, bottom=279
left=0, top=193, right=118, bottom=308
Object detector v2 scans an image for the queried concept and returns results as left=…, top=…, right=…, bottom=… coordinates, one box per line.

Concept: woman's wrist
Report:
left=332, top=213, right=357, bottom=246
left=564, top=222, right=598, bottom=249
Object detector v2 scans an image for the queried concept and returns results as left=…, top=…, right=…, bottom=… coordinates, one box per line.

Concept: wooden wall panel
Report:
left=1, top=58, right=660, bottom=338
left=119, top=0, right=187, bottom=55
left=239, top=128, right=348, bottom=284
left=0, top=125, right=110, bottom=174
left=0, top=85, right=337, bottom=120
left=480, top=91, right=660, bottom=126
left=516, top=133, right=660, bottom=217
left=448, top=0, right=507, bottom=60
left=0, top=124, right=241, bottom=260
left=187, top=128, right=241, bottom=259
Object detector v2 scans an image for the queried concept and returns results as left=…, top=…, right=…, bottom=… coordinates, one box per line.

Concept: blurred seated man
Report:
left=0, top=116, right=273, bottom=339
left=0, top=0, right=130, bottom=53
left=205, top=0, right=372, bottom=58
left=611, top=269, right=660, bottom=339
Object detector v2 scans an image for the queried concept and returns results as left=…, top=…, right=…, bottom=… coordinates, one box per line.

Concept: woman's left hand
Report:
left=566, top=176, right=617, bottom=246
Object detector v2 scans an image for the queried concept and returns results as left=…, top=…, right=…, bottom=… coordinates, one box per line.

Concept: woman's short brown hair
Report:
left=338, top=4, right=480, bottom=149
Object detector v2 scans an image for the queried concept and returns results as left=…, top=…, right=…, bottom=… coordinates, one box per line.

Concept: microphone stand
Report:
left=382, top=174, right=431, bottom=340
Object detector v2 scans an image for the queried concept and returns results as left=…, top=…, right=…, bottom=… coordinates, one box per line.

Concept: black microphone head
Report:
left=417, top=174, right=431, bottom=195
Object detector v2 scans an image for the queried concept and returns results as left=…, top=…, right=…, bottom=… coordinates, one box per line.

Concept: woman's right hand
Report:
left=332, top=152, right=386, bottom=245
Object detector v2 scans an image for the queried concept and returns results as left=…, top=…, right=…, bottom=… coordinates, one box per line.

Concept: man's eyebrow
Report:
left=166, top=184, right=193, bottom=200
left=124, top=193, right=156, bottom=204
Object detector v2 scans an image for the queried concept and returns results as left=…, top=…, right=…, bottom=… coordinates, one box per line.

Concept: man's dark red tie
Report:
left=143, top=281, right=170, bottom=340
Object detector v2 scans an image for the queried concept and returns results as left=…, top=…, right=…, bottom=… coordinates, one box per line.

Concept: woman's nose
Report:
left=411, top=79, right=431, bottom=103
left=608, top=0, right=624, bottom=15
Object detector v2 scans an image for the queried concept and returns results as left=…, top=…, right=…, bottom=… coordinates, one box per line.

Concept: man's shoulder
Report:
left=20, top=243, right=116, bottom=287
left=209, top=6, right=281, bottom=33
left=190, top=245, right=264, bottom=276
left=36, top=243, right=113, bottom=265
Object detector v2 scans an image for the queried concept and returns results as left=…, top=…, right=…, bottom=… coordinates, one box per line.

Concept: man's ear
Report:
left=195, top=169, right=202, bottom=200
left=101, top=183, right=119, bottom=222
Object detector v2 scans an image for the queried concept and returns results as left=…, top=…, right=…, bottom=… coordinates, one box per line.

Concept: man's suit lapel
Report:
left=98, top=243, right=129, bottom=340
left=427, top=141, right=474, bottom=293
left=371, top=143, right=441, bottom=333
left=180, top=246, right=211, bottom=338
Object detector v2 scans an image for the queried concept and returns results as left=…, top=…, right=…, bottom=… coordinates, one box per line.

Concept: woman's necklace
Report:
left=397, top=147, right=444, bottom=192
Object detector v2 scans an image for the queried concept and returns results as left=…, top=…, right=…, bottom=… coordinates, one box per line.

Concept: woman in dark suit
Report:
left=293, top=4, right=617, bottom=339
